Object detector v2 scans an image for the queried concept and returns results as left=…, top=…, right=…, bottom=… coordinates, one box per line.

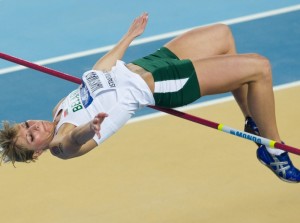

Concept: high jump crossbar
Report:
left=1, top=52, right=300, bottom=155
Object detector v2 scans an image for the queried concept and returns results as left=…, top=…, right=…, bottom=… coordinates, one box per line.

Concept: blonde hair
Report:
left=0, top=121, right=36, bottom=166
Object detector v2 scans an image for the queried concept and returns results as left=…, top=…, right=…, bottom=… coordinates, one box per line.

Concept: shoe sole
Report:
left=257, top=158, right=299, bottom=183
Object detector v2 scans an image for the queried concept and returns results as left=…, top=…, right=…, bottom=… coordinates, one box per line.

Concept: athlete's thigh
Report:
left=164, top=24, right=236, bottom=60
left=194, top=54, right=266, bottom=96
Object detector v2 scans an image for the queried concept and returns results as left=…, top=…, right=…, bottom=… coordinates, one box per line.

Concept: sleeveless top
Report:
left=53, top=60, right=155, bottom=144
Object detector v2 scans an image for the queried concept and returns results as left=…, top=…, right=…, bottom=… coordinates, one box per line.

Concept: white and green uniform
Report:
left=53, top=60, right=154, bottom=145
left=131, top=47, right=201, bottom=108
left=54, top=47, right=201, bottom=145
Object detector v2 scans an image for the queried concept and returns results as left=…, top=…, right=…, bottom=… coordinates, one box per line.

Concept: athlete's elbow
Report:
left=50, top=149, right=73, bottom=160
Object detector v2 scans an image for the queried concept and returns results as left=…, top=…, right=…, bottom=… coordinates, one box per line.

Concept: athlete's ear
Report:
left=33, top=149, right=44, bottom=159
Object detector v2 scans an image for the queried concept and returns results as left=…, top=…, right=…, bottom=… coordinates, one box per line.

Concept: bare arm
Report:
left=92, top=12, right=148, bottom=71
left=50, top=113, right=108, bottom=159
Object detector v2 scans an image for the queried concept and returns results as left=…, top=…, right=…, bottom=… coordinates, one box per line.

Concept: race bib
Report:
left=83, top=70, right=116, bottom=95
left=80, top=70, right=117, bottom=108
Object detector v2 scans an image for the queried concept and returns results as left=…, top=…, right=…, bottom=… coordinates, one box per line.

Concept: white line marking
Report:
left=1, top=5, right=300, bottom=124
left=1, top=4, right=300, bottom=75
left=128, top=80, right=300, bottom=124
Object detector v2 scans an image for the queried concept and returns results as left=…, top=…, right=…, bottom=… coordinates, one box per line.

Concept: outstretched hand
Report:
left=90, top=113, right=108, bottom=139
left=126, top=12, right=149, bottom=39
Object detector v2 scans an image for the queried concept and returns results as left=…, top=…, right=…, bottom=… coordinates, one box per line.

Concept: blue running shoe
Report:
left=244, top=116, right=260, bottom=146
left=257, top=145, right=300, bottom=183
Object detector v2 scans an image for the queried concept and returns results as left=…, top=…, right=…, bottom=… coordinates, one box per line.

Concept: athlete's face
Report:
left=15, top=120, right=55, bottom=156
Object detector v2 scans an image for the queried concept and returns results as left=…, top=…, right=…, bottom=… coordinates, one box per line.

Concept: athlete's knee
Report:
left=213, top=24, right=233, bottom=39
left=214, top=23, right=232, bottom=35
left=191, top=23, right=232, bottom=38
left=213, top=24, right=235, bottom=53
left=249, top=53, right=272, bottom=82
left=258, top=55, right=271, bottom=78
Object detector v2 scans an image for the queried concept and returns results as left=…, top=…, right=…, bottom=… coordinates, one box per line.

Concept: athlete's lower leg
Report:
left=232, top=85, right=252, bottom=117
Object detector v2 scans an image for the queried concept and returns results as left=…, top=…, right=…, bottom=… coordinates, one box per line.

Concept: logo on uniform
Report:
left=64, top=109, right=69, bottom=117
left=105, top=72, right=116, bottom=87
left=80, top=82, right=93, bottom=108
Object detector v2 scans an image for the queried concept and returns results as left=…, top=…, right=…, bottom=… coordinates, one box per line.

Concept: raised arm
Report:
left=92, top=12, right=149, bottom=71
left=50, top=113, right=108, bottom=159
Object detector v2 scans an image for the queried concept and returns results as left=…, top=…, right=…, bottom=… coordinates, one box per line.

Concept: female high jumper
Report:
left=1, top=13, right=299, bottom=183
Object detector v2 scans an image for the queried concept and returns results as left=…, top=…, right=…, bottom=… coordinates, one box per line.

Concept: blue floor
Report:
left=1, top=2, right=300, bottom=122
left=1, top=0, right=300, bottom=67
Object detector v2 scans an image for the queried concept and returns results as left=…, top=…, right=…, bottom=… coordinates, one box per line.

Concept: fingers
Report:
left=95, top=112, right=108, bottom=122
left=92, top=113, right=108, bottom=139
left=138, top=12, right=148, bottom=24
left=135, top=12, right=148, bottom=20
left=133, top=12, right=148, bottom=27
left=141, top=13, right=148, bottom=27
left=127, top=12, right=149, bottom=39
left=140, top=12, right=148, bottom=20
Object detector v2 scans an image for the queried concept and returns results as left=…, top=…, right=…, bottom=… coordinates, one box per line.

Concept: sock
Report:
left=266, top=146, right=285, bottom=156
